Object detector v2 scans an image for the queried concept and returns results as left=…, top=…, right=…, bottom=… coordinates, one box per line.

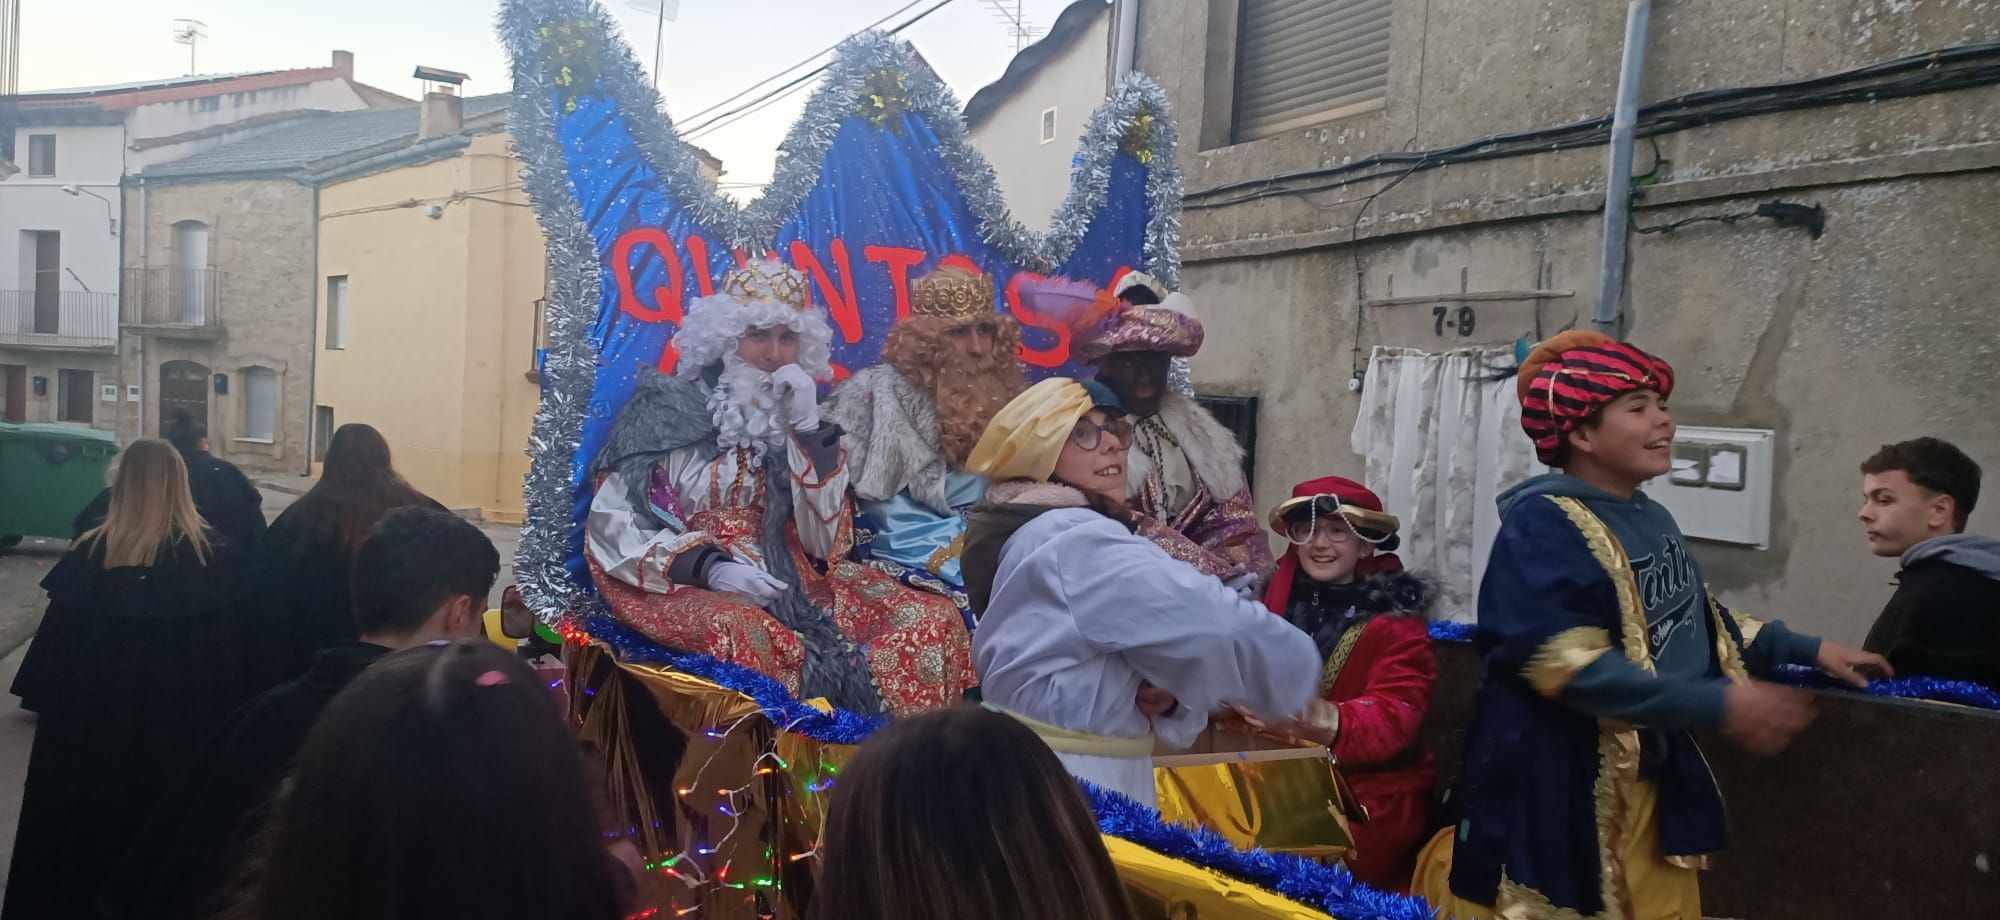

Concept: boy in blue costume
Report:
left=1416, top=331, right=1890, bottom=919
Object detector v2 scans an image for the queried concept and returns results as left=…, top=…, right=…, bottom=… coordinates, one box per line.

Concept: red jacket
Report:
left=1268, top=567, right=1438, bottom=892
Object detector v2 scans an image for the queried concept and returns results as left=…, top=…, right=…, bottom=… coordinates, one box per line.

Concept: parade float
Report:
left=499, top=0, right=1433, bottom=916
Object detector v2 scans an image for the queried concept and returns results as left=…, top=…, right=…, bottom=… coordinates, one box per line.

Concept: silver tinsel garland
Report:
left=498, top=0, right=1187, bottom=625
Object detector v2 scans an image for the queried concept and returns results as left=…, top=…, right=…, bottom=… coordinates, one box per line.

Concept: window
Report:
left=27, top=134, right=55, bottom=177
left=57, top=368, right=93, bottom=423
left=1195, top=394, right=1260, bottom=484
left=1232, top=0, right=1392, bottom=143
left=1039, top=107, right=1057, bottom=144
left=313, top=406, right=335, bottom=462
left=325, top=275, right=348, bottom=349
left=243, top=366, right=277, bottom=441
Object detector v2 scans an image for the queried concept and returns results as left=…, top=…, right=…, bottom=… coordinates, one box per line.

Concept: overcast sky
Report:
left=17, top=0, right=1086, bottom=194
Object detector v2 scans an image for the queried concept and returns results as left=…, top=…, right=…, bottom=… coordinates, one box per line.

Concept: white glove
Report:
left=1223, top=572, right=1258, bottom=601
left=707, top=561, right=788, bottom=606
left=768, top=363, right=821, bottom=431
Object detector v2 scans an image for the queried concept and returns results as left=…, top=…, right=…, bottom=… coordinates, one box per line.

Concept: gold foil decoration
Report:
left=573, top=643, right=1368, bottom=919
left=1153, top=747, right=1358, bottom=860
left=1108, top=837, right=1334, bottom=920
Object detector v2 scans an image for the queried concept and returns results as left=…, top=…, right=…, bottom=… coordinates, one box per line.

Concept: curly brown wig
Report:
left=882, top=314, right=1027, bottom=466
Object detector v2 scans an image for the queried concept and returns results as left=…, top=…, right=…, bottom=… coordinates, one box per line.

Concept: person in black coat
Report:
left=1858, top=438, right=2000, bottom=686
left=5, top=440, right=258, bottom=920
left=256, top=423, right=445, bottom=683
left=104, top=506, right=500, bottom=920
left=73, top=410, right=266, bottom=551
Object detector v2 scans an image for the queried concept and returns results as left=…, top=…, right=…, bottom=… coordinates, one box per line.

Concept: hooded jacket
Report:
left=1864, top=532, right=2000, bottom=687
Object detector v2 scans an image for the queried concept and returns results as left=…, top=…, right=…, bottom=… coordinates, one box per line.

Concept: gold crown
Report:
left=721, top=261, right=810, bottom=310
left=910, top=266, right=993, bottom=321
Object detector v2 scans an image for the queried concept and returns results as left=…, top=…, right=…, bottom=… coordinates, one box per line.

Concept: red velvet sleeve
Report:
left=1329, top=615, right=1437, bottom=768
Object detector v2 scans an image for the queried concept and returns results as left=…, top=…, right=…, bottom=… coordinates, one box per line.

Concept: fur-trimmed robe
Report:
left=1127, top=392, right=1272, bottom=578
left=823, top=364, right=953, bottom=512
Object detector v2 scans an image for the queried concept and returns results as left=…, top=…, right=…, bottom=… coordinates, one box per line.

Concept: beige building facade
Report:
left=312, top=128, right=546, bottom=521
left=1129, top=1, right=2000, bottom=643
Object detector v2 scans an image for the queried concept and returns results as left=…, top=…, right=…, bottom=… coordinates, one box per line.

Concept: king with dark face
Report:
left=1075, top=272, right=1272, bottom=583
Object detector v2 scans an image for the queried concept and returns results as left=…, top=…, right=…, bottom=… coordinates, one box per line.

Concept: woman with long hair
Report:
left=221, top=641, right=629, bottom=920
left=5, top=439, right=256, bottom=920
left=809, top=706, right=1137, bottom=920
left=958, top=378, right=1319, bottom=804
left=260, top=423, right=443, bottom=679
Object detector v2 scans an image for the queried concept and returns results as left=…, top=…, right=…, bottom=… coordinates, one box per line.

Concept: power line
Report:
left=683, top=73, right=822, bottom=142
left=676, top=0, right=957, bottom=139
left=676, top=0, right=930, bottom=126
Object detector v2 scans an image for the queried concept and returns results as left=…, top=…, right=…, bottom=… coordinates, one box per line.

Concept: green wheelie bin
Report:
left=0, top=422, right=120, bottom=546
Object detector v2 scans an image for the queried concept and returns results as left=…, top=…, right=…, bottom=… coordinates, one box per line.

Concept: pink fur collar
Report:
left=984, top=479, right=1090, bottom=508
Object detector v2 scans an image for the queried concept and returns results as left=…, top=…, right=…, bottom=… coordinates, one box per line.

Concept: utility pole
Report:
left=173, top=19, right=208, bottom=76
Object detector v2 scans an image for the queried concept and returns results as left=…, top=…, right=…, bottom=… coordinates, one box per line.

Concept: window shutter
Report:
left=244, top=368, right=277, bottom=441
left=1233, top=0, right=1392, bottom=143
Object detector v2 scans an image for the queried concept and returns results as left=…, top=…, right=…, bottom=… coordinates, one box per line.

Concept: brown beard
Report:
left=935, top=358, right=1024, bottom=466
left=882, top=315, right=1027, bottom=467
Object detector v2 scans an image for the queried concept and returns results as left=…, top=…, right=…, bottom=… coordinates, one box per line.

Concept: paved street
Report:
left=0, top=483, right=521, bottom=898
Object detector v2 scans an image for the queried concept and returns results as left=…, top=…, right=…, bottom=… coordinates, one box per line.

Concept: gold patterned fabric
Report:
left=1523, top=627, right=1615, bottom=699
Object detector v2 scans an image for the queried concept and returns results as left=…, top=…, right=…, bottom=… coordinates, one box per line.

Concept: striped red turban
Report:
left=1518, top=331, right=1676, bottom=466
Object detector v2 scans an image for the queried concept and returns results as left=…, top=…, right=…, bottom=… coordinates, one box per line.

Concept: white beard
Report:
left=711, top=355, right=790, bottom=462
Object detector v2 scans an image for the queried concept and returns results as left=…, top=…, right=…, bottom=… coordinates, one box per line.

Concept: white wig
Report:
left=671, top=293, right=835, bottom=382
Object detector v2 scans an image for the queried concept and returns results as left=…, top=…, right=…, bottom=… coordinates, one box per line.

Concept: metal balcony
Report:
left=122, top=267, right=225, bottom=339
left=0, top=289, right=120, bottom=350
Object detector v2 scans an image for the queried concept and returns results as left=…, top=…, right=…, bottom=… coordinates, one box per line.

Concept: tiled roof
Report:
left=15, top=68, right=352, bottom=111
left=143, top=95, right=511, bottom=180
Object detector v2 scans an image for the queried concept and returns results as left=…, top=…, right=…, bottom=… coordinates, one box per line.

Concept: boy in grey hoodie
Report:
left=1860, top=437, right=2000, bottom=687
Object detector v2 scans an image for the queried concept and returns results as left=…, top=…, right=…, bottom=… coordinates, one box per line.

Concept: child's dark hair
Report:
left=222, top=641, right=625, bottom=920
left=1861, top=437, right=1982, bottom=531
left=809, top=706, right=1137, bottom=920
left=350, top=506, right=500, bottom=637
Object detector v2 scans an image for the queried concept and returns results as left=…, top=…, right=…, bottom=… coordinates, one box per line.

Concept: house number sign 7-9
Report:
left=1433, top=305, right=1477, bottom=338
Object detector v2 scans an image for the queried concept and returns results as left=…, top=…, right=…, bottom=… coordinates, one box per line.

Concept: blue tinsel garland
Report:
left=1082, top=781, right=1437, bottom=920
left=1424, top=619, right=2000, bottom=712
left=1426, top=620, right=1477, bottom=644
left=584, top=614, right=887, bottom=744
left=1771, top=663, right=2000, bottom=710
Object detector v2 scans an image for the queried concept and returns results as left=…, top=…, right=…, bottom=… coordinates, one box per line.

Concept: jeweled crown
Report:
left=910, top=266, right=993, bottom=321
left=721, top=260, right=810, bottom=310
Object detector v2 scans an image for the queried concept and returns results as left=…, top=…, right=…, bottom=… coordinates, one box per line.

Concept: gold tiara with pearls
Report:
left=721, top=261, right=810, bottom=310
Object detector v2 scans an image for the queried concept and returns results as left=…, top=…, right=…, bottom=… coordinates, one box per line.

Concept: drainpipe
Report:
left=302, top=184, right=319, bottom=477
left=1112, top=0, right=1138, bottom=77
left=1594, top=0, right=1652, bottom=335
left=135, top=177, right=148, bottom=439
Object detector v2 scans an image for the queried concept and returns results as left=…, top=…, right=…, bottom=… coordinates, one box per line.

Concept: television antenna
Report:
left=981, top=0, right=1042, bottom=52
left=173, top=19, right=208, bottom=75
left=627, top=0, right=680, bottom=88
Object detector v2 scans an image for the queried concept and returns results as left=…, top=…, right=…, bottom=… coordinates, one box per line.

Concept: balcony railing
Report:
left=0, top=289, right=119, bottom=349
left=122, top=267, right=223, bottom=328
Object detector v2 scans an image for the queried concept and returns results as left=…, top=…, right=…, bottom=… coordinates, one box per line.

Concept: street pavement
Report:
left=0, top=484, right=521, bottom=898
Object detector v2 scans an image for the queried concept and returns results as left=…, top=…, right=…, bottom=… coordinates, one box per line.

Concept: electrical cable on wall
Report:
left=1186, top=42, right=2000, bottom=211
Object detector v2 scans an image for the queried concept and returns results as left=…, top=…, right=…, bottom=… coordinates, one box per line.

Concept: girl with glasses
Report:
left=1252, top=477, right=1437, bottom=892
left=955, top=378, right=1319, bottom=805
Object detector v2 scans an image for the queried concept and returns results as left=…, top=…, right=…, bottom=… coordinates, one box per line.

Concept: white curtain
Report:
left=1351, top=346, right=1543, bottom=622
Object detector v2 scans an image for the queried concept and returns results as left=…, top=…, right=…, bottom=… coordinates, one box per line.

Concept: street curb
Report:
left=253, top=477, right=312, bottom=497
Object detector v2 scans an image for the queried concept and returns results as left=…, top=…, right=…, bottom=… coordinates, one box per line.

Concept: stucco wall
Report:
left=966, top=9, right=1111, bottom=230
left=117, top=178, right=317, bottom=472
left=313, top=132, right=543, bottom=520
left=1142, top=0, right=2000, bottom=644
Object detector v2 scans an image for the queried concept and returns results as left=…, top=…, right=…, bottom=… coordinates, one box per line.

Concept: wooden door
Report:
left=159, top=360, right=209, bottom=434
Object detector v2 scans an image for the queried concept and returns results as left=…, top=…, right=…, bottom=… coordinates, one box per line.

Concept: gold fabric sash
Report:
left=983, top=703, right=1158, bottom=758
